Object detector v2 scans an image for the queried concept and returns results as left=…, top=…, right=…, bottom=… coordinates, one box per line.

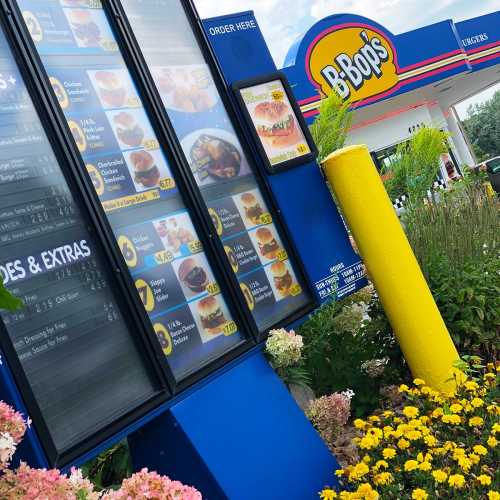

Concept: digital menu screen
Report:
left=18, top=0, right=244, bottom=380
left=235, top=78, right=314, bottom=170
left=120, top=0, right=312, bottom=331
left=0, top=24, right=158, bottom=455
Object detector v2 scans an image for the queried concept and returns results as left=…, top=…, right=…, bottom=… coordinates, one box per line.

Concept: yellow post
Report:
left=322, top=145, right=459, bottom=392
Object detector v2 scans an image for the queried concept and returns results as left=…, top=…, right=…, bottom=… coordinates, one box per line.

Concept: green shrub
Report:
left=299, top=290, right=410, bottom=417
left=403, top=182, right=499, bottom=359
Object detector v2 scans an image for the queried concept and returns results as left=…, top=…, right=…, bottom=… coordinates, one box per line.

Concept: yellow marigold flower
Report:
left=398, top=384, right=409, bottom=393
left=477, top=474, right=492, bottom=486
left=368, top=415, right=381, bottom=423
left=403, top=406, right=419, bottom=418
left=432, top=407, right=444, bottom=418
left=408, top=419, right=421, bottom=429
left=320, top=488, right=337, bottom=499
left=419, top=461, right=432, bottom=472
left=359, top=435, right=378, bottom=450
left=404, top=460, right=419, bottom=472
left=471, top=397, right=484, bottom=408
left=335, top=469, right=345, bottom=477
left=433, top=447, right=446, bottom=456
left=424, top=435, right=437, bottom=447
left=448, top=474, right=465, bottom=488
left=356, top=483, right=379, bottom=500
left=382, top=410, right=394, bottom=418
left=469, top=416, right=484, bottom=427
left=487, top=436, right=498, bottom=448
left=432, top=470, right=447, bottom=483
left=398, top=438, right=410, bottom=450
left=409, top=388, right=421, bottom=396
left=354, top=419, right=366, bottom=430
left=487, top=404, right=500, bottom=415
left=412, top=488, right=428, bottom=500
left=338, top=492, right=351, bottom=500
left=484, top=373, right=496, bottom=381
left=469, top=453, right=480, bottom=464
left=373, top=472, right=393, bottom=485
left=374, top=460, right=388, bottom=470
left=382, top=448, right=396, bottom=460
left=441, top=414, right=461, bottom=425
left=406, top=430, right=422, bottom=441
left=420, top=386, right=431, bottom=395
left=393, top=417, right=402, bottom=424
left=465, top=381, right=479, bottom=391
left=464, top=403, right=474, bottom=413
left=362, top=455, right=372, bottom=464
left=348, top=462, right=370, bottom=482
left=444, top=441, right=456, bottom=451
left=367, top=428, right=383, bottom=439
left=450, top=403, right=463, bottom=413
left=487, top=491, right=500, bottom=500
left=457, top=457, right=472, bottom=472
left=413, top=378, right=425, bottom=386
left=383, top=426, right=394, bottom=438
left=473, top=444, right=488, bottom=456
left=492, top=423, right=500, bottom=434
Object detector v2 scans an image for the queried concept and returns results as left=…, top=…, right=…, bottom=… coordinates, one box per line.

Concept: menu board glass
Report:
left=119, top=0, right=312, bottom=332
left=0, top=24, right=158, bottom=455
left=18, top=0, right=245, bottom=380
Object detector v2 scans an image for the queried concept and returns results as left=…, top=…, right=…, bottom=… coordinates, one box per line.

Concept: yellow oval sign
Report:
left=307, top=26, right=398, bottom=104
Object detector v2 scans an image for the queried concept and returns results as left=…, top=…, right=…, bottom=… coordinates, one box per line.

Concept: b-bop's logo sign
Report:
left=306, top=24, right=398, bottom=103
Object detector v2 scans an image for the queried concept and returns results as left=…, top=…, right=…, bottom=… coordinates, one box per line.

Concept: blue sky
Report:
left=195, top=0, right=499, bottom=117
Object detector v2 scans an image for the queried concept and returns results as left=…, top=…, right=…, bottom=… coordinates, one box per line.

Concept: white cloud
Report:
left=195, top=0, right=499, bottom=66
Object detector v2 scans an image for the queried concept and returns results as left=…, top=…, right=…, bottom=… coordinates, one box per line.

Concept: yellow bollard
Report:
left=322, top=145, right=459, bottom=393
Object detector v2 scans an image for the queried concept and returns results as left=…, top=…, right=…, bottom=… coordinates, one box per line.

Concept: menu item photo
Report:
left=254, top=226, right=281, bottom=261
left=270, top=261, right=294, bottom=297
left=89, top=69, right=138, bottom=109
left=111, top=111, right=144, bottom=147
left=151, top=64, right=218, bottom=113
left=65, top=9, right=102, bottom=48
left=153, top=213, right=197, bottom=258
left=197, top=295, right=227, bottom=336
left=182, top=129, right=250, bottom=186
left=176, top=256, right=209, bottom=295
left=233, top=73, right=317, bottom=173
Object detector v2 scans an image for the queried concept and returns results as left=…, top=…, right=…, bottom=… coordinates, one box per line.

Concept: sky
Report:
left=194, top=0, right=499, bottom=118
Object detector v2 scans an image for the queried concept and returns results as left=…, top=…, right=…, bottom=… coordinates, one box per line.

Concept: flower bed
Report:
left=320, top=360, right=499, bottom=499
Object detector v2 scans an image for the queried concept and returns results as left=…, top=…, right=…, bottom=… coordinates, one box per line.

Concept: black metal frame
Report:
left=0, top=1, right=169, bottom=467
left=232, top=72, right=318, bottom=174
left=8, top=0, right=256, bottom=395
left=108, top=0, right=317, bottom=341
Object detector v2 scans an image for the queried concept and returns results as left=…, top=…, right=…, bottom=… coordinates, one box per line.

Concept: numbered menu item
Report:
left=120, top=0, right=312, bottom=331
left=233, top=76, right=316, bottom=171
left=0, top=27, right=157, bottom=457
left=18, top=0, right=245, bottom=379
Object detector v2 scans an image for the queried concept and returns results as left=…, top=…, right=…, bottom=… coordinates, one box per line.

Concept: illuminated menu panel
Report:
left=120, top=0, right=311, bottom=331
left=0, top=24, right=157, bottom=454
left=18, top=0, right=244, bottom=380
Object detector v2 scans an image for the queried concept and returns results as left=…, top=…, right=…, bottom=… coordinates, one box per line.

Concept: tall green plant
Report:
left=310, top=91, right=352, bottom=163
left=383, top=126, right=449, bottom=203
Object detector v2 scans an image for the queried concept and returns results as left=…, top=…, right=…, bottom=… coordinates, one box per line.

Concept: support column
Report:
left=322, top=145, right=459, bottom=392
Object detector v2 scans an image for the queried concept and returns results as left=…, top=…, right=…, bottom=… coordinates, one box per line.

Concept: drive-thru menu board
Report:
left=18, top=0, right=244, bottom=380
left=0, top=25, right=158, bottom=455
left=120, top=0, right=311, bottom=331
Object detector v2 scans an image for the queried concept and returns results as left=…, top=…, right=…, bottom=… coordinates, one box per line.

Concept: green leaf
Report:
left=0, top=282, right=23, bottom=311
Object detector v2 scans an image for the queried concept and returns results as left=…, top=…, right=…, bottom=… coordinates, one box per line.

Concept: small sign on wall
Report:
left=233, top=72, right=317, bottom=173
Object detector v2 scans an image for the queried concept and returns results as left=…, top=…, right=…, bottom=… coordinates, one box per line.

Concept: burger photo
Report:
left=177, top=257, right=208, bottom=294
left=197, top=296, right=226, bottom=335
left=240, top=192, right=264, bottom=225
left=113, top=112, right=144, bottom=147
left=255, top=227, right=280, bottom=260
left=67, top=10, right=101, bottom=48
left=271, top=261, right=293, bottom=297
left=129, top=150, right=160, bottom=188
left=253, top=100, right=300, bottom=149
left=94, top=71, right=127, bottom=108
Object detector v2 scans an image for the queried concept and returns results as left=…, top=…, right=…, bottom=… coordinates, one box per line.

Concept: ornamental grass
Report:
left=320, top=359, right=499, bottom=499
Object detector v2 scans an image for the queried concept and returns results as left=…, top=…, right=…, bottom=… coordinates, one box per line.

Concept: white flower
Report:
left=0, top=432, right=16, bottom=463
left=69, top=467, right=84, bottom=487
left=342, top=389, right=355, bottom=400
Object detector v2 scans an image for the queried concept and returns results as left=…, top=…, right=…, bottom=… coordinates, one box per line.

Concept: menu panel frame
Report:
left=110, top=0, right=317, bottom=339
left=0, top=6, right=169, bottom=467
left=232, top=72, right=318, bottom=174
left=9, top=0, right=254, bottom=391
